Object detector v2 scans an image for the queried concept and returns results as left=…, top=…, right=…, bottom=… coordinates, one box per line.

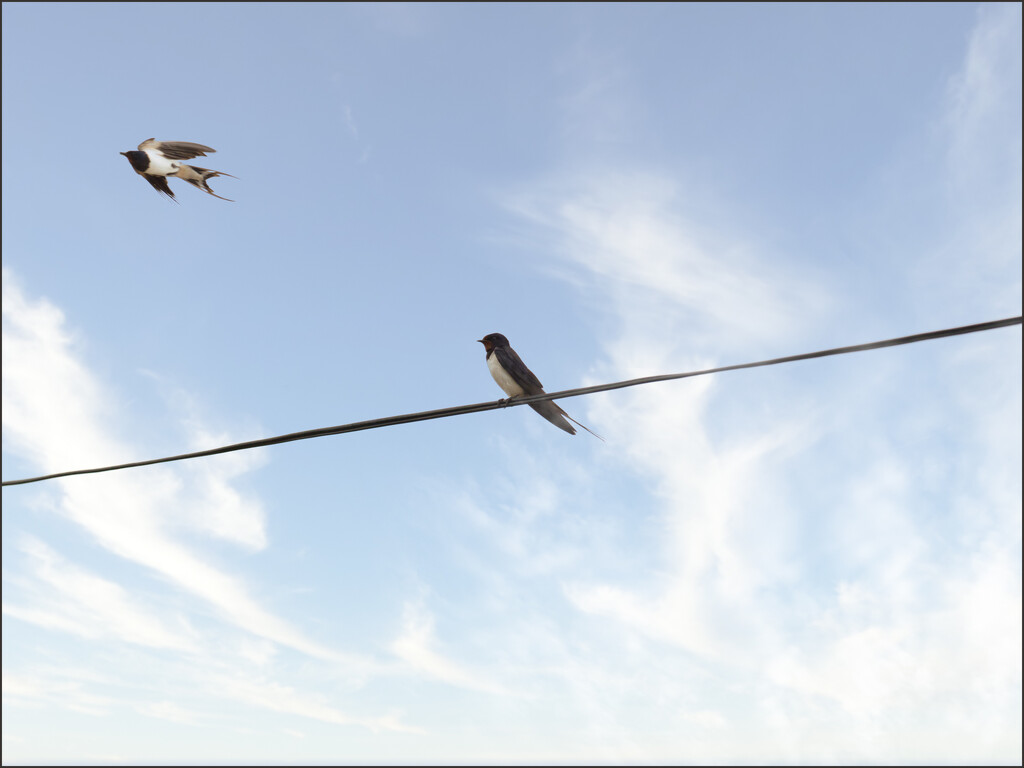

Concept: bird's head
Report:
left=477, top=333, right=509, bottom=353
left=120, top=150, right=149, bottom=173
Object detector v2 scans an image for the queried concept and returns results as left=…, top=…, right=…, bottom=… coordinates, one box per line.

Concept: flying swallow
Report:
left=478, top=333, right=603, bottom=440
left=120, top=138, right=236, bottom=202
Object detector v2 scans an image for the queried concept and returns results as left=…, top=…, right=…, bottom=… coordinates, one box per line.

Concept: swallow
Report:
left=478, top=333, right=603, bottom=440
left=120, top=138, right=236, bottom=202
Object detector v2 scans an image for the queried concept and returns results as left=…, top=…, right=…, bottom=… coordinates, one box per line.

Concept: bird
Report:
left=478, top=332, right=603, bottom=439
left=120, top=138, right=236, bottom=202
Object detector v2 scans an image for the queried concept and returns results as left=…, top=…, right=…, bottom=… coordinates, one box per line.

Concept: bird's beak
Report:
left=119, top=151, right=127, bottom=156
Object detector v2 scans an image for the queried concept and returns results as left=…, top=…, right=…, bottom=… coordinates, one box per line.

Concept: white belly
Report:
left=487, top=353, right=525, bottom=397
left=146, top=153, right=180, bottom=176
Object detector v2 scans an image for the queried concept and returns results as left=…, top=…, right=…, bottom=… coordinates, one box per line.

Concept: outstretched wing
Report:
left=138, top=138, right=216, bottom=160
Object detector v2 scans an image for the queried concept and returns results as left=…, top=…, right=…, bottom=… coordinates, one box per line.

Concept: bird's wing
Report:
left=138, top=139, right=216, bottom=160
left=142, top=173, right=178, bottom=202
left=495, top=346, right=545, bottom=394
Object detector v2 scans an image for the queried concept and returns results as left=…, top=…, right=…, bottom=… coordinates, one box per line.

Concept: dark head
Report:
left=120, top=149, right=149, bottom=173
left=477, top=333, right=510, bottom=353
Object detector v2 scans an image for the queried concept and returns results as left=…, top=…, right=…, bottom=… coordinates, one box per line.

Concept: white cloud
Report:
left=763, top=544, right=1021, bottom=763
left=137, top=700, right=203, bottom=726
left=1, top=269, right=370, bottom=668
left=391, top=599, right=511, bottom=696
left=929, top=3, right=1023, bottom=316
left=209, top=674, right=423, bottom=734
left=2, top=273, right=124, bottom=472
left=342, top=104, right=359, bottom=139
left=502, top=168, right=823, bottom=663
left=2, top=668, right=113, bottom=717
left=481, top=7, right=1021, bottom=761
left=945, top=4, right=1023, bottom=195
left=2, top=270, right=412, bottom=737
left=680, top=709, right=728, bottom=730
left=3, top=537, right=198, bottom=651
left=510, top=167, right=1019, bottom=757
left=503, top=169, right=823, bottom=355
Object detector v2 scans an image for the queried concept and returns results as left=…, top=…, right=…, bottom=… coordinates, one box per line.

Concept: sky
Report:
left=2, top=2, right=1021, bottom=764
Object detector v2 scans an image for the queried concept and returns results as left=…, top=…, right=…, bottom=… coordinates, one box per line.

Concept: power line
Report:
left=2, top=315, right=1020, bottom=488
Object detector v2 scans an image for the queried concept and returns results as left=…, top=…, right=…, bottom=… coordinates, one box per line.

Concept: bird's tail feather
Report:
left=529, top=402, right=576, bottom=435
left=180, top=165, right=237, bottom=201
left=563, top=413, right=605, bottom=441
left=530, top=400, right=604, bottom=441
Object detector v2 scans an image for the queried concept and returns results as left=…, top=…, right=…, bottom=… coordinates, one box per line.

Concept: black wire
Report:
left=3, top=316, right=1020, bottom=488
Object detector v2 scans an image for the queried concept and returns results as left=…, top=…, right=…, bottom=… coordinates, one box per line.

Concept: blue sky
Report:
left=2, top=2, right=1021, bottom=764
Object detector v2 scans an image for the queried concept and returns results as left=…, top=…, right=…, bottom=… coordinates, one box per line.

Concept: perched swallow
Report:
left=478, top=333, right=603, bottom=440
left=120, top=138, right=236, bottom=202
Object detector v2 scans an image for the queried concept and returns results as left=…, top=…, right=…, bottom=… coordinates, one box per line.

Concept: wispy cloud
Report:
left=945, top=4, right=1023, bottom=196
left=501, top=162, right=824, bottom=650
left=1, top=269, right=402, bottom=729
left=479, top=8, right=1021, bottom=762
left=503, top=169, right=822, bottom=357
left=2, top=270, right=366, bottom=665
left=932, top=3, right=1022, bottom=315
left=3, top=537, right=198, bottom=651
left=343, top=104, right=359, bottom=140
left=2, top=668, right=113, bottom=717
left=137, top=700, right=204, bottom=726
left=391, top=598, right=511, bottom=696
left=208, top=674, right=424, bottom=734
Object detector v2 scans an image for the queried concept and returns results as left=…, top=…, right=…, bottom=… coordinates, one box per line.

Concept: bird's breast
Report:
left=144, top=153, right=179, bottom=177
left=487, top=353, right=526, bottom=397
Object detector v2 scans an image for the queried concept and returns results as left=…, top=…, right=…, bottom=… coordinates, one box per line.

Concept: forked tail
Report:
left=180, top=164, right=237, bottom=201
